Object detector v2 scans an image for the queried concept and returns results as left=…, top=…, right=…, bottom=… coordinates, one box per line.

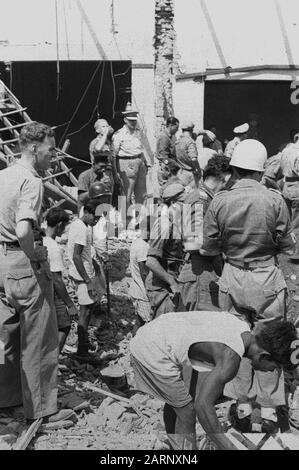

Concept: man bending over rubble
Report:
left=130, top=310, right=297, bottom=450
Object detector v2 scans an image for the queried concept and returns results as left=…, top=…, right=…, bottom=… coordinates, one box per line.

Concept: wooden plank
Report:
left=0, top=107, right=27, bottom=117
left=0, top=122, right=25, bottom=132
left=14, top=418, right=43, bottom=450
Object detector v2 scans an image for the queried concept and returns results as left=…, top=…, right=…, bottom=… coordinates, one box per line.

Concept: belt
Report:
left=285, top=176, right=299, bottom=182
left=226, top=257, right=277, bottom=270
left=0, top=241, right=21, bottom=251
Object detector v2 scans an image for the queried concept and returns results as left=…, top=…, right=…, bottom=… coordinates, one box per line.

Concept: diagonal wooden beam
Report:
left=75, top=0, right=108, bottom=60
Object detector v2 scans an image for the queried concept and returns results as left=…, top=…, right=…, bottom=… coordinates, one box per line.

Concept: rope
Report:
left=55, top=0, right=60, bottom=101
left=110, top=61, right=116, bottom=119
left=66, top=61, right=106, bottom=138
left=63, top=0, right=70, bottom=61
left=58, top=61, right=102, bottom=146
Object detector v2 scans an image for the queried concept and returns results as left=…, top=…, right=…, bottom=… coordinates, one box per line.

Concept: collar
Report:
left=123, top=124, right=139, bottom=135
left=15, top=161, right=40, bottom=178
left=200, top=182, right=215, bottom=199
left=231, top=178, right=263, bottom=189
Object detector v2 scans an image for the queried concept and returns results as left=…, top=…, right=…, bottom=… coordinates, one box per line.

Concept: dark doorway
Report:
left=0, top=60, right=131, bottom=175
left=204, top=80, right=299, bottom=156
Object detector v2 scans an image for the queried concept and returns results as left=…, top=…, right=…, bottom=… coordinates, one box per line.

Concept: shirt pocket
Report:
left=5, top=268, right=38, bottom=302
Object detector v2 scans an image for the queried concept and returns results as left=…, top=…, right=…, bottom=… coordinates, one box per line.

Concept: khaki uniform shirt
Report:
left=0, top=162, right=43, bottom=243
left=202, top=179, right=294, bottom=263
left=175, top=135, right=198, bottom=171
left=156, top=129, right=176, bottom=161
left=111, top=125, right=143, bottom=158
left=146, top=206, right=184, bottom=292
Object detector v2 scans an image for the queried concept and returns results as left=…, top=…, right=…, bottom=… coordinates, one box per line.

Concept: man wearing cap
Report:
left=145, top=183, right=186, bottom=319
left=224, top=123, right=249, bottom=159
left=202, top=139, right=295, bottom=409
left=111, top=103, right=148, bottom=207
left=77, top=153, right=113, bottom=214
left=178, top=155, right=232, bottom=311
left=175, top=121, right=201, bottom=188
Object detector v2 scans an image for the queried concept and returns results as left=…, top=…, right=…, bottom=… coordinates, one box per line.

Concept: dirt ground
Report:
left=0, top=236, right=299, bottom=450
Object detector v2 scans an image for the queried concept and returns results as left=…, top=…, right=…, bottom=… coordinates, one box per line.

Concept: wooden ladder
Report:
left=0, top=79, right=80, bottom=212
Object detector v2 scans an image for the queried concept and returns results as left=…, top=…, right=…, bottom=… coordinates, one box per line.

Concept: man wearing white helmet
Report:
left=202, top=139, right=295, bottom=411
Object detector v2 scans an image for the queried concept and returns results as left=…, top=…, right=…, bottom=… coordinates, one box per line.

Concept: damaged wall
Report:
left=154, top=0, right=175, bottom=137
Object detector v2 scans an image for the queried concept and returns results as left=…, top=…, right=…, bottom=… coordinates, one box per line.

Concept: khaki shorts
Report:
left=70, top=278, right=96, bottom=306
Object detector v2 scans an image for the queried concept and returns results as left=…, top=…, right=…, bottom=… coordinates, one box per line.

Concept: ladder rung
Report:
left=0, top=123, right=25, bottom=132
left=0, top=138, right=19, bottom=145
left=0, top=107, right=27, bottom=117
left=0, top=99, right=9, bottom=104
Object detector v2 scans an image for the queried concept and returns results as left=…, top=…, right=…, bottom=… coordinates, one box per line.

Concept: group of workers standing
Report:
left=0, top=106, right=299, bottom=450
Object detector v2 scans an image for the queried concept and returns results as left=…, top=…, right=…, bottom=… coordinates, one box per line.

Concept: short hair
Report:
left=19, top=122, right=55, bottom=150
left=166, top=117, right=179, bottom=127
left=93, top=153, right=109, bottom=164
left=290, top=128, right=298, bottom=142
left=46, top=208, right=70, bottom=227
left=83, top=198, right=100, bottom=215
left=203, top=155, right=232, bottom=180
left=255, top=321, right=298, bottom=368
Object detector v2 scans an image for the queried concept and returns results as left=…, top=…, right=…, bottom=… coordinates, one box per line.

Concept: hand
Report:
left=169, top=279, right=180, bottom=296
left=87, top=278, right=98, bottom=298
left=115, top=173, right=122, bottom=186
left=31, top=244, right=48, bottom=263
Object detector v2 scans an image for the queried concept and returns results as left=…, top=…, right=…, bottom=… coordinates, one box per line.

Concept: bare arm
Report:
left=92, top=133, right=109, bottom=154
left=16, top=220, right=47, bottom=263
left=53, top=271, right=75, bottom=308
left=146, top=255, right=178, bottom=293
left=73, top=244, right=90, bottom=283
left=78, top=191, right=89, bottom=204
left=194, top=348, right=240, bottom=450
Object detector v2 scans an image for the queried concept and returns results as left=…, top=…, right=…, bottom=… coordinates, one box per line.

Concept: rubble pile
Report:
left=1, top=238, right=299, bottom=450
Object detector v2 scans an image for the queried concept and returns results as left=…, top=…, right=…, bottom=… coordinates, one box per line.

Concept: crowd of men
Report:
left=0, top=108, right=299, bottom=450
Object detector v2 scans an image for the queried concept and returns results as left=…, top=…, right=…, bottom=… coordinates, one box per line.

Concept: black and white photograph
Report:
left=1, top=0, right=299, bottom=454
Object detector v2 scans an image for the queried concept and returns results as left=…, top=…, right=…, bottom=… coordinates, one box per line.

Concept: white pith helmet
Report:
left=230, top=139, right=267, bottom=172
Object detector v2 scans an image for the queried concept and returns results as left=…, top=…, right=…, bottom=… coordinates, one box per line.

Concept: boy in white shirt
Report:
left=67, top=199, right=102, bottom=362
left=43, top=208, right=78, bottom=352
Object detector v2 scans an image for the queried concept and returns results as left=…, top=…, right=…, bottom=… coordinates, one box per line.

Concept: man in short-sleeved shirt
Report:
left=67, top=200, right=102, bottom=362
left=0, top=122, right=71, bottom=423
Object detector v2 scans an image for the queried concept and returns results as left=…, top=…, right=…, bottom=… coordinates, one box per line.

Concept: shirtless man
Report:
left=130, top=310, right=297, bottom=450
